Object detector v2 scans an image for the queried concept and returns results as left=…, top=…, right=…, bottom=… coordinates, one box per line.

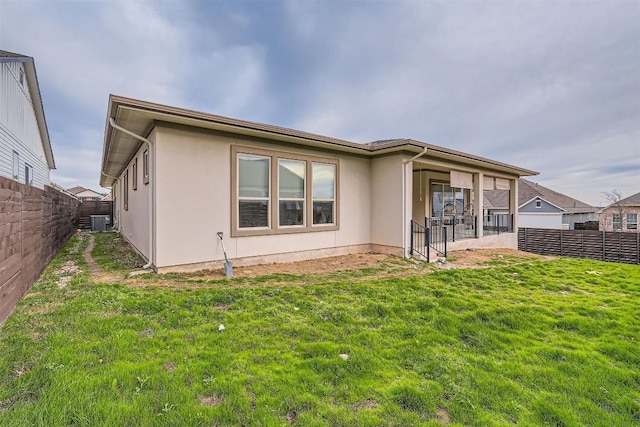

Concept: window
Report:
left=279, top=159, right=305, bottom=226
left=535, top=199, right=541, bottom=208
left=19, top=68, right=24, bottom=86
left=12, top=151, right=19, bottom=179
left=238, top=154, right=270, bottom=228
left=123, top=170, right=129, bottom=211
left=24, top=164, right=33, bottom=185
left=627, top=213, right=638, bottom=230
left=232, top=146, right=339, bottom=236
left=132, top=158, right=138, bottom=190
left=312, top=163, right=336, bottom=225
left=612, top=213, right=621, bottom=230
left=143, top=149, right=149, bottom=184
left=432, top=182, right=469, bottom=217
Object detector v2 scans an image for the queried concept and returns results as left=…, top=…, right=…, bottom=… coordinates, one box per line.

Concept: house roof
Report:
left=66, top=186, right=87, bottom=194
left=66, top=186, right=103, bottom=198
left=101, top=95, right=538, bottom=187
left=0, top=50, right=55, bottom=169
left=483, top=178, right=596, bottom=213
left=599, top=191, right=640, bottom=211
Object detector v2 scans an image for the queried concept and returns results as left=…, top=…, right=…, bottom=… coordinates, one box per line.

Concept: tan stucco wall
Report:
left=153, top=126, right=373, bottom=269
left=370, top=154, right=408, bottom=250
left=117, top=140, right=151, bottom=260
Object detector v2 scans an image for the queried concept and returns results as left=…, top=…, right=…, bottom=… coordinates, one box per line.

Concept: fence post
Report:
left=602, top=231, right=605, bottom=261
left=474, top=215, right=478, bottom=238
left=426, top=227, right=430, bottom=263
left=443, top=227, right=447, bottom=257
left=452, top=218, right=456, bottom=242
left=409, top=221, right=414, bottom=256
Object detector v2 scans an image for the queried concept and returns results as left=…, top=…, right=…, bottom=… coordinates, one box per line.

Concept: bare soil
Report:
left=106, top=249, right=554, bottom=288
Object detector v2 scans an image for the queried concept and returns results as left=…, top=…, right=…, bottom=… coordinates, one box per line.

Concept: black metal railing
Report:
left=426, top=215, right=477, bottom=243
left=410, top=220, right=430, bottom=261
left=483, top=213, right=514, bottom=235
left=424, top=217, right=447, bottom=257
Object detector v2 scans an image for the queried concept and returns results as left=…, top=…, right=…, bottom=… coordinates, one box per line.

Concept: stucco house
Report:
left=484, top=179, right=597, bottom=230
left=598, top=191, right=640, bottom=233
left=100, top=95, right=537, bottom=272
left=0, top=50, right=55, bottom=187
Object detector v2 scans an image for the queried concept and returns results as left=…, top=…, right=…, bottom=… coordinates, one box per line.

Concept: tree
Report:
left=601, top=190, right=627, bottom=231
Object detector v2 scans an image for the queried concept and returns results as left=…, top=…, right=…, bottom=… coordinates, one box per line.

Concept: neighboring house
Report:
left=66, top=186, right=105, bottom=202
left=0, top=50, right=55, bottom=188
left=598, top=192, right=640, bottom=233
left=100, top=95, right=537, bottom=272
left=484, top=179, right=597, bottom=230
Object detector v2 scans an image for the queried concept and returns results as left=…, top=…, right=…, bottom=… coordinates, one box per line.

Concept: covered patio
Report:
left=405, top=146, right=531, bottom=261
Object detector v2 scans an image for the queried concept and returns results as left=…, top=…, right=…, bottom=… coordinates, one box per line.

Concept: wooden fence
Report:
left=78, top=200, right=112, bottom=229
left=518, top=228, right=640, bottom=265
left=0, top=176, right=80, bottom=325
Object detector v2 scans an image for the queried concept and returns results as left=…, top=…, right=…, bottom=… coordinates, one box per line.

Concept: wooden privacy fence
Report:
left=518, top=228, right=640, bottom=265
left=0, top=176, right=80, bottom=325
left=78, top=200, right=112, bottom=229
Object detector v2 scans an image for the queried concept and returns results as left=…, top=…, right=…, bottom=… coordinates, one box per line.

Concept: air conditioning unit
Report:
left=90, top=215, right=109, bottom=232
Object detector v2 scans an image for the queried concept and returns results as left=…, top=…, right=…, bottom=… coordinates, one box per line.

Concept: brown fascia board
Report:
left=102, top=95, right=538, bottom=184
left=107, top=94, right=369, bottom=152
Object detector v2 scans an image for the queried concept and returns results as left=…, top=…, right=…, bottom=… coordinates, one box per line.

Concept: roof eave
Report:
left=17, top=59, right=55, bottom=169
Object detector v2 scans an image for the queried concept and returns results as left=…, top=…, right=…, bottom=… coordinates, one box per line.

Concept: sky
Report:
left=1, top=0, right=638, bottom=207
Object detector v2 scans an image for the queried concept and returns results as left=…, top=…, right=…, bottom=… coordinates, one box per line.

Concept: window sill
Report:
left=232, top=224, right=339, bottom=238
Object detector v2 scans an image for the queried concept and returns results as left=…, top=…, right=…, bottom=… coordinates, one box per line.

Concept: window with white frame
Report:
left=627, top=213, right=638, bottom=230
left=12, top=151, right=19, bottom=179
left=132, top=158, right=138, bottom=190
left=24, top=164, right=33, bottom=185
left=232, top=146, right=338, bottom=236
left=612, top=213, right=622, bottom=230
left=123, top=170, right=129, bottom=211
left=143, top=149, right=149, bottom=184
left=535, top=199, right=541, bottom=208
left=19, top=68, right=24, bottom=86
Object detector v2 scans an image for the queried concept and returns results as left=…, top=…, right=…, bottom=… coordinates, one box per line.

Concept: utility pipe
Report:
left=108, top=118, right=154, bottom=270
left=402, top=146, right=428, bottom=257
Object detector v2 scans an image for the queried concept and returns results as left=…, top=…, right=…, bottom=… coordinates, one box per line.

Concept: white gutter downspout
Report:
left=108, top=118, right=155, bottom=270
left=402, top=147, right=428, bottom=257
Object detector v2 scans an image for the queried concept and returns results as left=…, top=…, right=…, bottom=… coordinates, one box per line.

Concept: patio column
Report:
left=474, top=172, right=484, bottom=238
left=510, top=178, right=518, bottom=231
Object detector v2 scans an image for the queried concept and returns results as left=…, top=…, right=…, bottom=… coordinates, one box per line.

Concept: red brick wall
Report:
left=0, top=176, right=80, bottom=325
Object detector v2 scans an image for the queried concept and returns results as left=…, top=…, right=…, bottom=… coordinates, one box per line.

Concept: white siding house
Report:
left=0, top=50, right=55, bottom=188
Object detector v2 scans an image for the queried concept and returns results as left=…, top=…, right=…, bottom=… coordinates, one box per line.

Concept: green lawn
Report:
left=0, top=235, right=638, bottom=426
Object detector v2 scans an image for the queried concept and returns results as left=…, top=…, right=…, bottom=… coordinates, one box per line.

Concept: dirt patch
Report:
left=238, top=253, right=400, bottom=277
left=285, top=410, right=297, bottom=424
left=353, top=398, right=379, bottom=410
left=200, top=394, right=224, bottom=407
left=436, top=407, right=451, bottom=424
left=114, top=248, right=553, bottom=288
left=0, top=396, right=15, bottom=413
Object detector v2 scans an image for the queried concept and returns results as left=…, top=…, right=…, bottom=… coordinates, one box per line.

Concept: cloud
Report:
left=0, top=0, right=637, bottom=206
